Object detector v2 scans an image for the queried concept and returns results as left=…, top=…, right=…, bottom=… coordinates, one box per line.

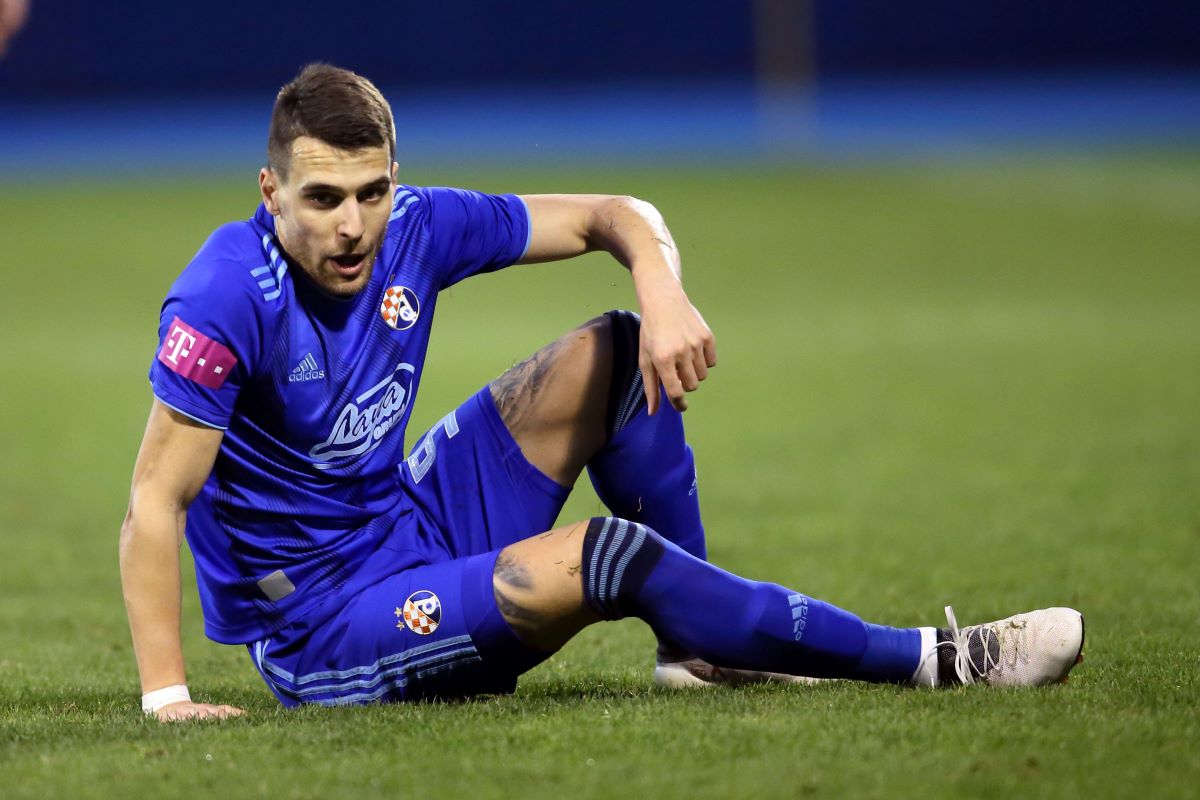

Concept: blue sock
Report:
left=586, top=310, right=706, bottom=560
left=580, top=517, right=922, bottom=683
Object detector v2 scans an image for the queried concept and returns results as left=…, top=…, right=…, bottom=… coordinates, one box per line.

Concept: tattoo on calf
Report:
left=493, top=551, right=543, bottom=628
left=493, top=583, right=542, bottom=628
left=495, top=552, right=533, bottom=590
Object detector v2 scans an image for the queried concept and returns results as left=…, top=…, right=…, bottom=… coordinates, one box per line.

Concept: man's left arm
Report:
left=519, top=194, right=716, bottom=414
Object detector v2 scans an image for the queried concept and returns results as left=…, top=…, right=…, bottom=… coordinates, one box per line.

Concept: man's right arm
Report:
left=118, top=399, right=244, bottom=722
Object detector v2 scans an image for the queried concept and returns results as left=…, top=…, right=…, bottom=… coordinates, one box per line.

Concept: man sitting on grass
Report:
left=120, top=64, right=1084, bottom=721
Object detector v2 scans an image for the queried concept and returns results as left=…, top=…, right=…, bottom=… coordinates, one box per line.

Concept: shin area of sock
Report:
left=599, top=523, right=920, bottom=682
left=587, top=393, right=706, bottom=560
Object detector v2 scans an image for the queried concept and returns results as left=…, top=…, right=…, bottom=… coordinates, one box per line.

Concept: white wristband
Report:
left=142, top=684, right=191, bottom=715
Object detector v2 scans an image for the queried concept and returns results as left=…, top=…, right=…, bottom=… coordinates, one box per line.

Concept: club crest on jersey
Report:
left=380, top=285, right=420, bottom=331
left=396, top=590, right=441, bottom=635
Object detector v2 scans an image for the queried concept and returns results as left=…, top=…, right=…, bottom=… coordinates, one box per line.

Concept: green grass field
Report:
left=1, top=154, right=1198, bottom=798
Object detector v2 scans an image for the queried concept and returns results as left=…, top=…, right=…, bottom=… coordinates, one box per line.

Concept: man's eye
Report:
left=310, top=194, right=338, bottom=207
left=359, top=188, right=385, bottom=202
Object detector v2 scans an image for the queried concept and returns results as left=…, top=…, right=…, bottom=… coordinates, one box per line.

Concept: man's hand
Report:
left=153, top=701, right=246, bottom=723
left=637, top=277, right=716, bottom=414
left=518, top=194, right=718, bottom=414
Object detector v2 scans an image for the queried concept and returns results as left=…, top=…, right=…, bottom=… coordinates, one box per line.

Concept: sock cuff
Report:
left=580, top=516, right=663, bottom=620
left=909, top=626, right=940, bottom=687
left=604, top=310, right=647, bottom=438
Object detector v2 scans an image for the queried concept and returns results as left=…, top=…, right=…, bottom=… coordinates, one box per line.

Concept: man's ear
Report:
left=260, top=167, right=282, bottom=215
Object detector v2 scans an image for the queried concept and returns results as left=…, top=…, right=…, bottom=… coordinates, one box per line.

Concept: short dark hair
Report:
left=267, top=63, right=396, bottom=179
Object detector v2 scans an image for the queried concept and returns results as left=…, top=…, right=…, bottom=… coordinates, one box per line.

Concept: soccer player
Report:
left=119, top=64, right=1084, bottom=721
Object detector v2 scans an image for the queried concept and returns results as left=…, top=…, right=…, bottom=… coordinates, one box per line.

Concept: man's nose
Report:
left=337, top=201, right=365, bottom=240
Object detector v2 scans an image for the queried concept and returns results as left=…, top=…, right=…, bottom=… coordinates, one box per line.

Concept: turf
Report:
left=1, top=154, right=1198, bottom=799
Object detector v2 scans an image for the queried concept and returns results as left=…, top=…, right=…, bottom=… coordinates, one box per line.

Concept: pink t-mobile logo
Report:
left=157, top=316, right=237, bottom=390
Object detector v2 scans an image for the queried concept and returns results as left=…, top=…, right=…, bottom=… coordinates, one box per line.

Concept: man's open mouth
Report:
left=330, top=253, right=368, bottom=274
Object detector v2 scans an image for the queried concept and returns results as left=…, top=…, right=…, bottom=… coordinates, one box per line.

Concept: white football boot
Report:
left=654, top=655, right=824, bottom=688
left=922, top=605, right=1085, bottom=687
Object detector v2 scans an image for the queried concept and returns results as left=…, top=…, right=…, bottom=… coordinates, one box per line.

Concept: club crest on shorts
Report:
left=380, top=285, right=420, bottom=331
left=396, top=590, right=441, bottom=635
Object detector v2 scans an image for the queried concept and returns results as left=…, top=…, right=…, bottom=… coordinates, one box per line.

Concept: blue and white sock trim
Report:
left=604, top=310, right=649, bottom=438
left=580, top=517, right=662, bottom=620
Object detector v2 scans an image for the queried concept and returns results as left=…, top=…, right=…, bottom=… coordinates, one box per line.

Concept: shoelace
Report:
left=939, top=605, right=1004, bottom=685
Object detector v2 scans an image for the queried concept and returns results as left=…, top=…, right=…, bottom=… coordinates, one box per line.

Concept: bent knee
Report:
left=493, top=521, right=597, bottom=650
left=562, top=313, right=615, bottom=366
left=489, top=318, right=612, bottom=428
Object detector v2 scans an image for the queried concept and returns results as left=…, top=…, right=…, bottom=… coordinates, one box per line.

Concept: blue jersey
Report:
left=149, top=185, right=530, bottom=644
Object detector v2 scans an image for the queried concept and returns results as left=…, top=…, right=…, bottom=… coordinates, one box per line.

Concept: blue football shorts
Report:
left=247, top=386, right=572, bottom=706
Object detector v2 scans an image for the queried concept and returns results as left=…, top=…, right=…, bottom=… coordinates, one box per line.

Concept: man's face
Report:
left=260, top=137, right=396, bottom=298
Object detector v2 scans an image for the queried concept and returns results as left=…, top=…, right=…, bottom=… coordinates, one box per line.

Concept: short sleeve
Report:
left=419, top=186, right=531, bottom=288
left=148, top=259, right=264, bottom=429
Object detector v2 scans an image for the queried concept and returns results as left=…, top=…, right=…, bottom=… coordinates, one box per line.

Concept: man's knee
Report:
left=492, top=521, right=597, bottom=651
left=488, top=308, right=644, bottom=426
left=488, top=315, right=612, bottom=434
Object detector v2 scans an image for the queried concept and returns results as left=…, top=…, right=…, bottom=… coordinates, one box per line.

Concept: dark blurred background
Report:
left=4, top=1, right=1200, bottom=94
left=2, top=0, right=1198, bottom=173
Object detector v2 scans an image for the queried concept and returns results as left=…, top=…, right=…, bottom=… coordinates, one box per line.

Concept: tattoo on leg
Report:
left=493, top=551, right=545, bottom=630
left=495, top=551, right=533, bottom=591
left=490, top=338, right=568, bottom=433
left=493, top=583, right=543, bottom=628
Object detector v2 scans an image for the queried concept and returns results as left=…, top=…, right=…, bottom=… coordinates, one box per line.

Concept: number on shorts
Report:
left=406, top=411, right=460, bottom=484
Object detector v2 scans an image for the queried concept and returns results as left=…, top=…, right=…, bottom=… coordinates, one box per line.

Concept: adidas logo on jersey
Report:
left=289, top=353, right=325, bottom=383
